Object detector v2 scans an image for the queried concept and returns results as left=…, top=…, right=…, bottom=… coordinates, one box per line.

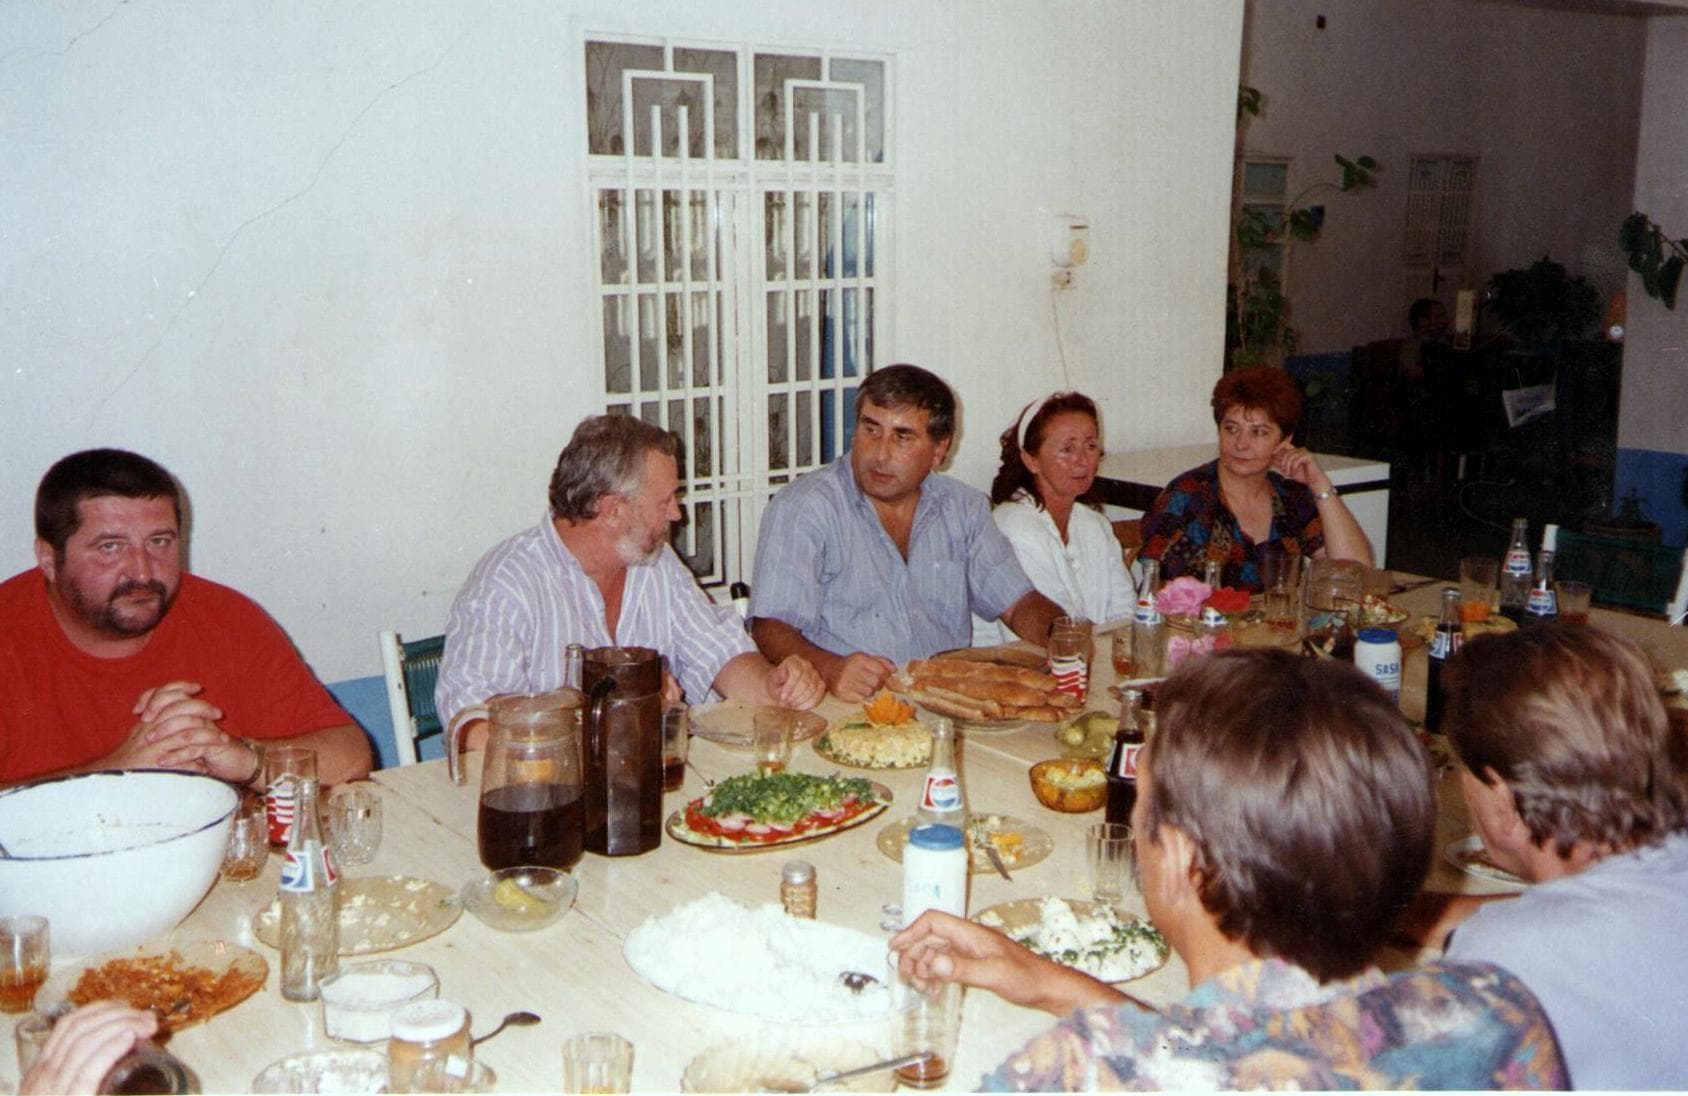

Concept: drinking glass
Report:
left=1459, top=557, right=1499, bottom=623
left=1110, top=629, right=1134, bottom=681
left=328, top=784, right=383, bottom=867
left=1048, top=617, right=1094, bottom=703
left=1086, top=822, right=1133, bottom=908
left=221, top=791, right=270, bottom=881
left=561, top=1032, right=634, bottom=1094
left=14, top=1011, right=53, bottom=1073
left=887, top=953, right=961, bottom=1090
left=0, top=915, right=49, bottom=1015
left=752, top=708, right=793, bottom=776
left=662, top=705, right=690, bottom=793
left=1556, top=580, right=1593, bottom=623
left=265, top=746, right=318, bottom=847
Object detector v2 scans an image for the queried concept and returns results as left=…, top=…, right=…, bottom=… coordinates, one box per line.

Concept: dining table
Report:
left=6, top=576, right=1684, bottom=1092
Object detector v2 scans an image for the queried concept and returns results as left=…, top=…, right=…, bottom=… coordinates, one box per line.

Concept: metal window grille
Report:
left=1404, top=155, right=1478, bottom=265
left=586, top=39, right=892, bottom=589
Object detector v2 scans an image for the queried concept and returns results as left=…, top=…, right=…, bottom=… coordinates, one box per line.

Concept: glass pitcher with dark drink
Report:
left=582, top=646, right=665, bottom=857
left=459, top=689, right=586, bottom=871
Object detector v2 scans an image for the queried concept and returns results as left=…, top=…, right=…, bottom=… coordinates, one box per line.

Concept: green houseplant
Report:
left=1620, top=212, right=1686, bottom=310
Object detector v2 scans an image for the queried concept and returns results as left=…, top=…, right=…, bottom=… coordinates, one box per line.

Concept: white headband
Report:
left=1015, top=394, right=1058, bottom=451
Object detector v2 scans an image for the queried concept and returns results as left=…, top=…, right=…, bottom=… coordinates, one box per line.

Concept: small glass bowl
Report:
left=251, top=1048, right=389, bottom=1093
left=460, top=866, right=577, bottom=932
left=318, top=959, right=439, bottom=1043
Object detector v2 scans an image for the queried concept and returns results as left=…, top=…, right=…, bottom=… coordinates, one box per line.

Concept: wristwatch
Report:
left=1313, top=487, right=1338, bottom=501
left=239, top=737, right=267, bottom=787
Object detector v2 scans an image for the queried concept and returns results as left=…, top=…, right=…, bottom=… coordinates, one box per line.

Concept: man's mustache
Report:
left=110, top=579, right=168, bottom=601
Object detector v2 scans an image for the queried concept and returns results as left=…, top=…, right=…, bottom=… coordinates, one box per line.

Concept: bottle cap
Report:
left=908, top=824, right=964, bottom=851
left=781, top=860, right=815, bottom=884
left=390, top=999, right=468, bottom=1043
left=1357, top=627, right=1398, bottom=644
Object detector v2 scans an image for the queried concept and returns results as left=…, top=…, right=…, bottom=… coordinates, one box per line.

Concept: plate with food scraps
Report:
left=668, top=772, right=893, bottom=853
left=974, top=897, right=1168, bottom=983
left=690, top=701, right=829, bottom=749
left=1443, top=835, right=1526, bottom=890
left=876, top=813, right=1053, bottom=875
left=255, top=876, right=461, bottom=955
left=624, top=893, right=891, bottom=1023
left=40, top=938, right=267, bottom=1029
left=1356, top=594, right=1411, bottom=627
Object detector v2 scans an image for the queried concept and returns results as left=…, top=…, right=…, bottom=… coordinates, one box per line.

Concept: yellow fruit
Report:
left=492, top=878, right=547, bottom=914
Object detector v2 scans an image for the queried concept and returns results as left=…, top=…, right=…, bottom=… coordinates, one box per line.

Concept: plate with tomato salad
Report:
left=666, top=771, right=893, bottom=852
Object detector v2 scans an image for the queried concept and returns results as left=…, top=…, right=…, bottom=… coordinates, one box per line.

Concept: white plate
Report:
left=1443, top=835, right=1526, bottom=890
left=876, top=814, right=1053, bottom=874
left=255, top=876, right=461, bottom=954
left=974, top=898, right=1168, bottom=983
left=690, top=702, right=828, bottom=749
left=40, top=938, right=268, bottom=1027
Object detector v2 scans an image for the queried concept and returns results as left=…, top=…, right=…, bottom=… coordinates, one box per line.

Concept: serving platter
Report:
left=666, top=781, right=893, bottom=853
left=974, top=897, right=1168, bottom=983
left=689, top=702, right=828, bottom=749
left=254, top=876, right=460, bottom=955
left=876, top=814, right=1053, bottom=875
left=41, top=938, right=267, bottom=1028
left=812, top=727, right=930, bottom=770
left=1443, top=834, right=1527, bottom=890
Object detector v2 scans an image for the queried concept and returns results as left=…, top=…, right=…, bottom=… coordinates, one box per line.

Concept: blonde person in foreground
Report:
left=974, top=391, right=1136, bottom=644
left=892, top=649, right=1566, bottom=1090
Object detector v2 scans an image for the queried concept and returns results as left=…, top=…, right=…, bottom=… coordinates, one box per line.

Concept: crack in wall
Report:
left=88, top=37, right=461, bottom=426
left=0, top=1, right=130, bottom=71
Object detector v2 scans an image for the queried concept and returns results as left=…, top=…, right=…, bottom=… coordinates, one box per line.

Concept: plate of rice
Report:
left=623, top=893, right=891, bottom=1022
left=813, top=694, right=932, bottom=769
left=974, top=897, right=1167, bottom=983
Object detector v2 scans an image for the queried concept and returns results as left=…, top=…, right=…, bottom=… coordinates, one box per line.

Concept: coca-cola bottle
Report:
left=1105, top=690, right=1146, bottom=826
left=916, top=718, right=964, bottom=827
left=279, top=776, right=339, bottom=1001
left=1424, top=587, right=1463, bottom=732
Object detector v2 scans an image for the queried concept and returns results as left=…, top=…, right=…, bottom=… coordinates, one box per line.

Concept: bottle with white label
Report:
left=1498, top=517, right=1532, bottom=620
left=1354, top=627, right=1403, bottom=704
left=902, top=823, right=968, bottom=925
left=1525, top=549, right=1558, bottom=621
left=1130, top=559, right=1166, bottom=678
left=916, top=718, right=964, bottom=827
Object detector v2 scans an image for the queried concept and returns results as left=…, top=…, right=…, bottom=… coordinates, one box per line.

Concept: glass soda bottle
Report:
left=1525, top=549, right=1558, bottom=621
left=1105, top=690, right=1146, bottom=826
left=279, top=776, right=339, bottom=1001
left=1424, top=587, right=1463, bottom=732
left=916, top=718, right=964, bottom=827
left=1131, top=559, right=1166, bottom=678
left=1498, top=517, right=1532, bottom=620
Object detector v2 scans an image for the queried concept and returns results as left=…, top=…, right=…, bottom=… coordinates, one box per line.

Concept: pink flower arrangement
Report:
left=1155, top=576, right=1211, bottom=617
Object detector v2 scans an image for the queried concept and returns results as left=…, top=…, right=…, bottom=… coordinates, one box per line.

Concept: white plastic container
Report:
left=1355, top=627, right=1403, bottom=703
left=319, top=959, right=438, bottom=1043
left=901, top=823, right=967, bottom=926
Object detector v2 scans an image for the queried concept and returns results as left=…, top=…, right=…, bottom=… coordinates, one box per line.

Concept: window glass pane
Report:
left=1242, top=161, right=1287, bottom=198
left=690, top=289, right=715, bottom=388
left=674, top=499, right=716, bottom=581
left=603, top=296, right=631, bottom=395
left=754, top=53, right=823, bottom=160
left=764, top=192, right=788, bottom=281
left=637, top=293, right=660, bottom=392
left=674, top=48, right=739, bottom=160
left=795, top=390, right=814, bottom=467
left=630, top=74, right=710, bottom=159
left=794, top=191, right=815, bottom=281
left=768, top=391, right=791, bottom=471
left=765, top=291, right=789, bottom=384
left=827, top=58, right=885, bottom=163
left=635, top=189, right=659, bottom=284
left=585, top=41, right=664, bottom=155
left=598, top=190, right=627, bottom=285
left=793, top=290, right=814, bottom=383
left=664, top=292, right=685, bottom=388
left=790, top=86, right=860, bottom=163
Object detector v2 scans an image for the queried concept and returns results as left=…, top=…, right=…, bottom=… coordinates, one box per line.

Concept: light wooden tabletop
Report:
left=7, top=582, right=1681, bottom=1091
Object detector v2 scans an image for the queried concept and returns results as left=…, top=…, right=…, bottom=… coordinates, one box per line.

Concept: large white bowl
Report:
left=0, top=770, right=238, bottom=956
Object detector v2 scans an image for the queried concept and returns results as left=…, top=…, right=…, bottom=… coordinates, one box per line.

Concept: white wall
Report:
left=1, top=1, right=1244, bottom=681
left=1241, top=0, right=1645, bottom=353
left=1619, top=17, right=1688, bottom=455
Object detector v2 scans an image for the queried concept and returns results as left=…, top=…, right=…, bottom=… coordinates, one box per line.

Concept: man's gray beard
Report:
left=615, top=535, right=663, bottom=568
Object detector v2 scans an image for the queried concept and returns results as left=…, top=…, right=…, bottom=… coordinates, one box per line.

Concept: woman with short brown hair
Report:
left=1140, top=368, right=1371, bottom=591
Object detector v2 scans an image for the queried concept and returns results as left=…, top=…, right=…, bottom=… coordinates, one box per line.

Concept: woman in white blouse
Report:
left=973, top=392, right=1136, bottom=644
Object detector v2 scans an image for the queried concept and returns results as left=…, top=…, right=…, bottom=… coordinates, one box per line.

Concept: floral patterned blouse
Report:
left=1140, top=460, right=1323, bottom=592
left=980, top=958, right=1567, bottom=1091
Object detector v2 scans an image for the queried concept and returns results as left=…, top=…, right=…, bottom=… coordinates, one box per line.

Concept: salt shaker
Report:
left=780, top=861, right=817, bottom=918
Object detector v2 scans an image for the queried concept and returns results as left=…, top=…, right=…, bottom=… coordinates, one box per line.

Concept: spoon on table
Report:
left=472, top=1010, right=541, bottom=1047
left=756, top=1052, right=933, bottom=1093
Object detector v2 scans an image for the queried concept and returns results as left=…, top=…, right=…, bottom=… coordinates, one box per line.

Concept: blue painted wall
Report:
left=325, top=676, right=447, bottom=770
left=1615, top=447, right=1688, bottom=547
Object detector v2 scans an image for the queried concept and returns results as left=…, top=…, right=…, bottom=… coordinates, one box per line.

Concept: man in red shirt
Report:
left=0, top=449, right=371, bottom=787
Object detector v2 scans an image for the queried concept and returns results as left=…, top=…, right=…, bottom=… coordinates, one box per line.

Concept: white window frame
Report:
left=583, top=35, right=894, bottom=590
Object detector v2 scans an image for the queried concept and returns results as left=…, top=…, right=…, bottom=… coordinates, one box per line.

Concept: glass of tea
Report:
left=0, top=914, right=49, bottom=1014
left=752, top=708, right=793, bottom=776
left=888, top=952, right=961, bottom=1089
left=221, top=791, right=269, bottom=882
left=661, top=705, right=690, bottom=793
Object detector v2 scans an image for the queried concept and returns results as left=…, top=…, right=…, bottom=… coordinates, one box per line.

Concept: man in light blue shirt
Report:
left=749, top=364, right=1064, bottom=701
